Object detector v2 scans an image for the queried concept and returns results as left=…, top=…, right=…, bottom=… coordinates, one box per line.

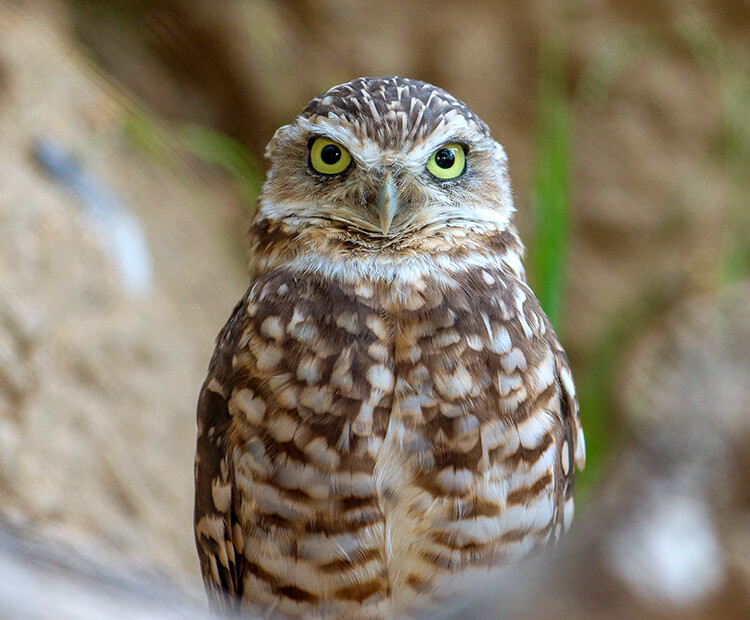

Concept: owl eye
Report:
left=426, top=143, right=466, bottom=180
left=309, top=137, right=352, bottom=175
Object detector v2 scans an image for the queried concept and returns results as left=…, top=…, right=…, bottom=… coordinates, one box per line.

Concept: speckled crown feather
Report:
left=299, top=76, right=492, bottom=145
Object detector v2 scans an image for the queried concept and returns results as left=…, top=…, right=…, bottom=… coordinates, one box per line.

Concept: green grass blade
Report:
left=529, top=34, right=572, bottom=330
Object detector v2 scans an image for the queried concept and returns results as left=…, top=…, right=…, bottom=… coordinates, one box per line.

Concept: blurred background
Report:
left=1, top=0, right=749, bottom=617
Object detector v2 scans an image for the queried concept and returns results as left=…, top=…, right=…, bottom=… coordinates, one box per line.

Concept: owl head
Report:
left=257, top=76, right=515, bottom=244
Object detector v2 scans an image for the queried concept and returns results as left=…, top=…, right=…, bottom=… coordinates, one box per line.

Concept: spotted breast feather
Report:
left=194, top=252, right=584, bottom=619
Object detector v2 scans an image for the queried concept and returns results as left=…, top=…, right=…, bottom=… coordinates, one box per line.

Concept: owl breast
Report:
left=213, top=251, right=571, bottom=619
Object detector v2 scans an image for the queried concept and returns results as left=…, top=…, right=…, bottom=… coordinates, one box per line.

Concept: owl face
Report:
left=258, top=77, right=515, bottom=243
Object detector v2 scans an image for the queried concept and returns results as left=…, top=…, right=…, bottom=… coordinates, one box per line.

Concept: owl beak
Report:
left=376, top=173, right=400, bottom=235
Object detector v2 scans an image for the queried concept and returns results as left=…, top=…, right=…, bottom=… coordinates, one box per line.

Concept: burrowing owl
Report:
left=194, top=76, right=585, bottom=619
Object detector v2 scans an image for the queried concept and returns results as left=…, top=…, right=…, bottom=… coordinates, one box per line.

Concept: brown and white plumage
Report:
left=194, top=76, right=585, bottom=619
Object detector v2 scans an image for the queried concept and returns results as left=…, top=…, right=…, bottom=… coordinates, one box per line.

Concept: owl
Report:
left=194, top=76, right=585, bottom=619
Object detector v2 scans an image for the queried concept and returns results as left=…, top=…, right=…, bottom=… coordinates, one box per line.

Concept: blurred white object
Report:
left=0, top=519, right=215, bottom=620
left=33, top=137, right=153, bottom=296
left=607, top=483, right=725, bottom=607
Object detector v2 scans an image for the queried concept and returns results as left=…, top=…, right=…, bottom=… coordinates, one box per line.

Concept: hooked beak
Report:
left=376, top=173, right=400, bottom=235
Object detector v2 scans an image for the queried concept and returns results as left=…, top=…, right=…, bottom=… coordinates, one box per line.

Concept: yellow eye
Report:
left=309, top=137, right=352, bottom=175
left=426, top=143, right=466, bottom=180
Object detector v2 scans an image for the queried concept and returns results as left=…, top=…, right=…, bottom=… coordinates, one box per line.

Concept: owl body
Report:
left=195, top=77, right=584, bottom=619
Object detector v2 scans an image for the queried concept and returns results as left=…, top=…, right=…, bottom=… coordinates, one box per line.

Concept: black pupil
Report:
left=320, top=144, right=341, bottom=165
left=435, top=148, right=455, bottom=169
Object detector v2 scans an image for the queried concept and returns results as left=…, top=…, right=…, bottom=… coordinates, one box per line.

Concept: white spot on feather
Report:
left=206, top=378, right=226, bottom=398
left=516, top=414, right=553, bottom=449
left=211, top=478, right=232, bottom=513
left=435, top=467, right=474, bottom=495
left=560, top=364, right=576, bottom=399
left=563, top=497, right=575, bottom=532
left=300, top=386, right=333, bottom=414
left=496, top=372, right=523, bottom=396
left=267, top=413, right=298, bottom=442
left=297, top=355, right=321, bottom=384
left=501, top=348, right=527, bottom=373
left=367, top=364, right=395, bottom=392
left=466, top=334, right=484, bottom=351
left=503, top=495, right=554, bottom=531
left=434, top=365, right=473, bottom=400
left=260, top=316, right=284, bottom=340
left=229, top=388, right=266, bottom=425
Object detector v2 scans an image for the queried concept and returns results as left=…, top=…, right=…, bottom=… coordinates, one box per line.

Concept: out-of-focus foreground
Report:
left=0, top=0, right=749, bottom=618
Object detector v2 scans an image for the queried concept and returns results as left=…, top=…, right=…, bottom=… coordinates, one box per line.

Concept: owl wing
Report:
left=546, top=327, right=586, bottom=534
left=194, top=297, right=249, bottom=613
left=387, top=264, right=585, bottom=583
left=195, top=271, right=398, bottom=616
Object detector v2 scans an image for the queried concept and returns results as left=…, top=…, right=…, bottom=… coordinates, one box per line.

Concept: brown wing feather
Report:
left=194, top=297, right=249, bottom=613
left=377, top=264, right=584, bottom=606
left=195, top=272, right=397, bottom=618
left=546, top=323, right=585, bottom=536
